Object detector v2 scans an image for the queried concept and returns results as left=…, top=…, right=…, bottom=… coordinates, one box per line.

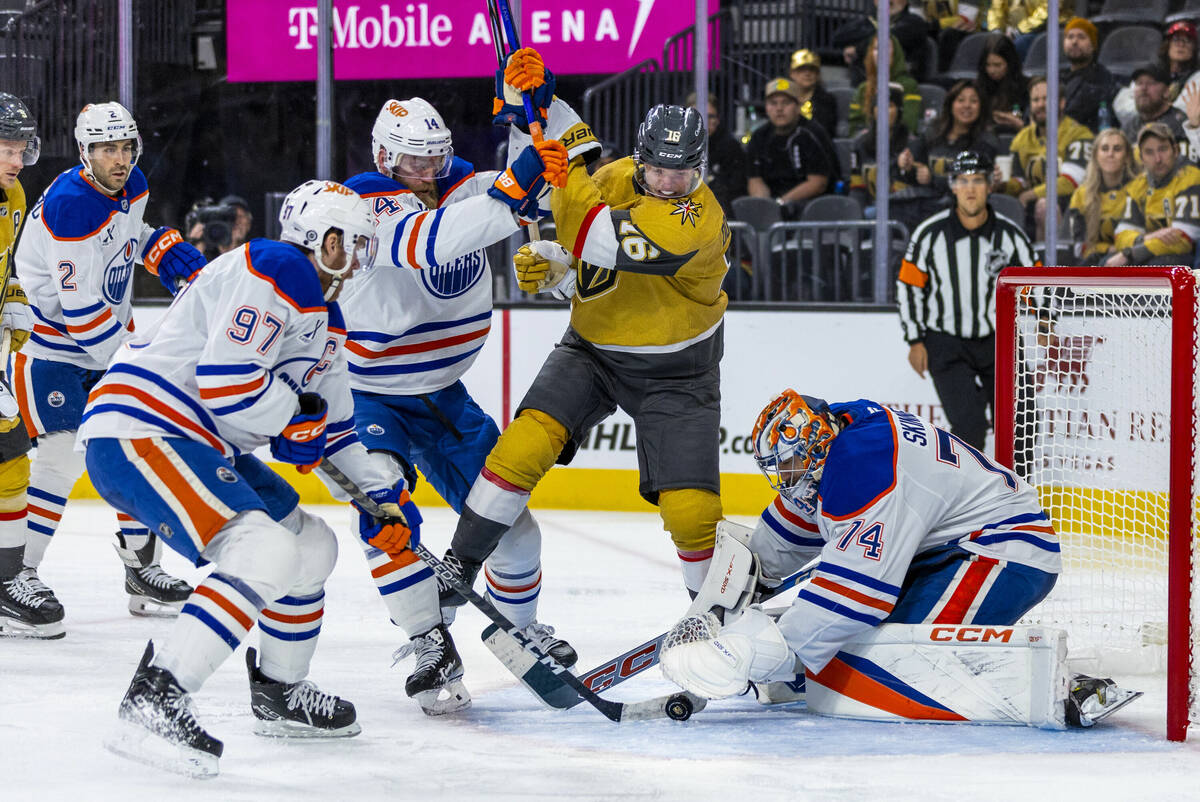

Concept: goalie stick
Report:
left=483, top=562, right=817, bottom=709
left=315, top=458, right=706, bottom=722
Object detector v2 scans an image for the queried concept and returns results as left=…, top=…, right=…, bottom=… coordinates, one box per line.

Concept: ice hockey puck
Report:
left=665, top=694, right=694, bottom=721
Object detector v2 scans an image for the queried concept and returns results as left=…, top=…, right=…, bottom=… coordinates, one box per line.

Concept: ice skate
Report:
left=246, top=647, right=361, bottom=738
left=115, top=539, right=193, bottom=617
left=393, top=623, right=472, bottom=715
left=752, top=676, right=806, bottom=706
left=105, top=641, right=223, bottom=779
left=0, top=569, right=64, bottom=639
left=1065, top=675, right=1143, bottom=728
left=520, top=621, right=578, bottom=669
left=436, top=548, right=481, bottom=609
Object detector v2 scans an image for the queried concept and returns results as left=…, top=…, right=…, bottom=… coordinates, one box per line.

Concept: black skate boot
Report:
left=1065, top=675, right=1143, bottom=727
left=520, top=621, right=578, bottom=668
left=105, top=641, right=223, bottom=778
left=0, top=570, right=65, bottom=639
left=393, top=623, right=471, bottom=716
left=436, top=548, right=482, bottom=609
left=115, top=536, right=193, bottom=617
left=245, top=647, right=361, bottom=738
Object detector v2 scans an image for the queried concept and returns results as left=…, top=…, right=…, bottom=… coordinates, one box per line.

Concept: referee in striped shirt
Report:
left=898, top=150, right=1038, bottom=451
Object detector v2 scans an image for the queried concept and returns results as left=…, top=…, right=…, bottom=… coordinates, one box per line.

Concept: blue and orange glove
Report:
left=493, top=47, right=556, bottom=129
left=488, top=139, right=568, bottom=222
left=270, top=392, right=327, bottom=471
left=142, top=227, right=205, bottom=295
left=355, top=484, right=422, bottom=556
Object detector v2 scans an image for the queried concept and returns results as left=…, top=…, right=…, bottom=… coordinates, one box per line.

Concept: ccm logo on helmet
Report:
left=929, top=626, right=1014, bottom=643
left=386, top=100, right=409, bottom=117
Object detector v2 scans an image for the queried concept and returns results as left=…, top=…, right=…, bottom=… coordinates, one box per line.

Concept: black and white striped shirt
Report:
left=897, top=205, right=1038, bottom=343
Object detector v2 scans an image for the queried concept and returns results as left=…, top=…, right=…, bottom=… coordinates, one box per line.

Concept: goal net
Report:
left=994, top=267, right=1199, bottom=741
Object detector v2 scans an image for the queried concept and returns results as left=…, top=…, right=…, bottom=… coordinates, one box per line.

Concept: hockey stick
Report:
left=315, top=458, right=706, bottom=722
left=482, top=562, right=816, bottom=709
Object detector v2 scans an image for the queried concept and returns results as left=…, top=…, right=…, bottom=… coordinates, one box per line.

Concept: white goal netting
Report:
left=998, top=268, right=1199, bottom=740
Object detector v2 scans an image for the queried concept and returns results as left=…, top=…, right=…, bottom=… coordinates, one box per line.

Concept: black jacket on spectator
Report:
left=803, top=85, right=840, bottom=142
left=705, top=124, right=748, bottom=216
left=745, top=118, right=839, bottom=199
left=833, top=9, right=932, bottom=83
left=1062, top=61, right=1117, bottom=132
left=908, top=129, right=1002, bottom=196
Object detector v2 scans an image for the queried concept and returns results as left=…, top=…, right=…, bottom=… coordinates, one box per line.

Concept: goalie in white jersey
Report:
left=78, top=180, right=418, bottom=777
left=661, top=390, right=1141, bottom=729
left=336, top=77, right=594, bottom=713
left=8, top=102, right=205, bottom=626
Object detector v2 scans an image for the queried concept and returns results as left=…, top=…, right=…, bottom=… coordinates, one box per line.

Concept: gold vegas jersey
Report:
left=0, top=179, right=26, bottom=282
left=1006, top=116, right=1093, bottom=199
left=1113, top=163, right=1200, bottom=257
left=551, top=156, right=730, bottom=352
left=1067, top=181, right=1129, bottom=259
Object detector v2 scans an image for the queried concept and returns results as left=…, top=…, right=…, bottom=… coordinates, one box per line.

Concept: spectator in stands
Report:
left=849, top=35, right=922, bottom=137
left=834, top=0, right=932, bottom=84
left=788, top=49, right=839, bottom=138
left=1067, top=128, right=1141, bottom=264
left=686, top=92, right=746, bottom=216
left=999, top=75, right=1094, bottom=239
left=1107, top=122, right=1200, bottom=266
left=977, top=33, right=1028, bottom=134
left=1114, top=23, right=1200, bottom=129
left=1121, top=64, right=1196, bottom=163
left=745, top=78, right=839, bottom=220
left=1060, top=17, right=1116, bottom=133
left=987, top=0, right=1072, bottom=61
left=925, top=0, right=981, bottom=74
left=1179, top=83, right=1200, bottom=160
left=900, top=80, right=1001, bottom=199
left=850, top=82, right=928, bottom=233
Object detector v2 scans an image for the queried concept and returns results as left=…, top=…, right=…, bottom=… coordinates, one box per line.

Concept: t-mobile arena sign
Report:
left=227, top=1, right=717, bottom=82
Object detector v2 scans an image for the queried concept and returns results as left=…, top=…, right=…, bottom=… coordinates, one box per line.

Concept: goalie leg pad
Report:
left=684, top=520, right=759, bottom=618
left=660, top=607, right=795, bottom=699
left=804, top=623, right=1072, bottom=729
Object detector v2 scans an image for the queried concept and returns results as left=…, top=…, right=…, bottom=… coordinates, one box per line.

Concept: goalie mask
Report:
left=371, top=97, right=454, bottom=184
left=279, top=180, right=379, bottom=299
left=633, top=104, right=706, bottom=199
left=75, top=102, right=142, bottom=187
left=0, top=93, right=40, bottom=166
left=751, top=389, right=841, bottom=506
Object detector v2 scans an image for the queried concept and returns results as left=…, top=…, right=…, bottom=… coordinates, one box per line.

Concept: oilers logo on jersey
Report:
left=103, top=238, right=138, bottom=304
left=419, top=249, right=487, bottom=299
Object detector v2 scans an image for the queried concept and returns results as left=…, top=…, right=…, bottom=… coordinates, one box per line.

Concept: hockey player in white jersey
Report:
left=336, top=79, right=594, bottom=713
left=9, top=102, right=204, bottom=625
left=661, top=390, right=1140, bottom=729
left=79, top=179, right=415, bottom=777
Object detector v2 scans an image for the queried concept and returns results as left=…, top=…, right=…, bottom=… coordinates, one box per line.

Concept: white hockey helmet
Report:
left=751, top=389, right=841, bottom=506
left=75, top=102, right=142, bottom=174
left=279, top=180, right=379, bottom=298
left=371, top=97, right=454, bottom=181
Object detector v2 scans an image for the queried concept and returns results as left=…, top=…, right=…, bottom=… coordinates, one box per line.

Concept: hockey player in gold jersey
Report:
left=436, top=49, right=730, bottom=610
left=0, top=93, right=46, bottom=637
left=1107, top=122, right=1200, bottom=266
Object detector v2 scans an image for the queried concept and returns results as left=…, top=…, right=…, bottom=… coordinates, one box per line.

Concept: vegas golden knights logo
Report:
left=576, top=260, right=618, bottom=299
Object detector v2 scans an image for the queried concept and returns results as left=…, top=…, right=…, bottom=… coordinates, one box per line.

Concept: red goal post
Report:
left=994, top=266, right=1199, bottom=741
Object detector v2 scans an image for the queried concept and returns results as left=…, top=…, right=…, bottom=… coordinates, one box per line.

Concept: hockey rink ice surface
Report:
left=7, top=502, right=1200, bottom=801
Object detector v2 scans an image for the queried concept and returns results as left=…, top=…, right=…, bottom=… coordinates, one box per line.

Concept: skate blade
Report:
left=253, top=718, right=362, bottom=739
left=753, top=678, right=806, bottom=706
left=413, top=680, right=472, bottom=716
left=1089, top=689, right=1144, bottom=725
left=0, top=616, right=65, bottom=639
left=104, top=719, right=219, bottom=779
left=128, top=595, right=185, bottom=618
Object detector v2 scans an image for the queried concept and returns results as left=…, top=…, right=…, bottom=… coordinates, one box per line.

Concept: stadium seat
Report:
left=1098, top=26, right=1164, bottom=79
left=829, top=86, right=855, bottom=138
left=732, top=195, right=783, bottom=232
left=1092, top=0, right=1169, bottom=25
left=918, top=83, right=946, bottom=132
left=801, top=194, right=864, bottom=223
left=990, top=193, right=1025, bottom=225
left=944, top=32, right=992, bottom=82
left=1023, top=33, right=1048, bottom=74
left=1167, top=0, right=1200, bottom=24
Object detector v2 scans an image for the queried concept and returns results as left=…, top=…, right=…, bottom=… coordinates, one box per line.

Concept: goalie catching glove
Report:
left=660, top=607, right=796, bottom=699
left=354, top=484, right=422, bottom=556
left=514, top=240, right=575, bottom=299
left=488, top=140, right=568, bottom=223
left=493, top=47, right=556, bottom=129
left=142, top=226, right=205, bottom=294
left=1, top=278, right=33, bottom=352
